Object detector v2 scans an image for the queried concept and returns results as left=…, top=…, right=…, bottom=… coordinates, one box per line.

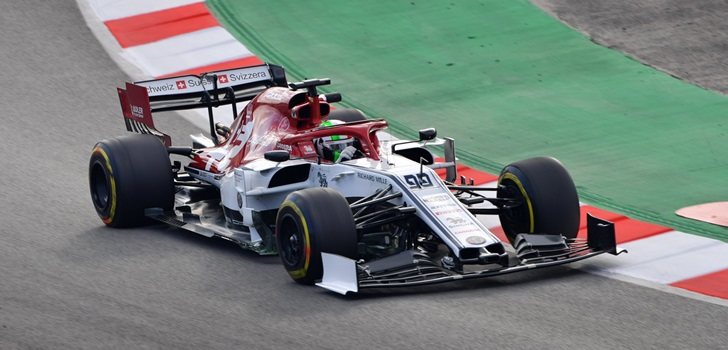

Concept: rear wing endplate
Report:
left=117, top=63, right=288, bottom=145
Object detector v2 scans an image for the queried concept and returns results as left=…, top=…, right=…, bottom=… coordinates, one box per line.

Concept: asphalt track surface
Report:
left=0, top=1, right=726, bottom=349
left=533, top=0, right=728, bottom=94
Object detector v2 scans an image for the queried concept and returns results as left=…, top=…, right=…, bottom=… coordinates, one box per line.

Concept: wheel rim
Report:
left=278, top=213, right=304, bottom=268
left=498, top=179, right=531, bottom=236
left=90, top=161, right=110, bottom=211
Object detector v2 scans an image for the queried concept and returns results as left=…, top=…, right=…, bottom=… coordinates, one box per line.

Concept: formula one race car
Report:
left=88, top=63, right=623, bottom=294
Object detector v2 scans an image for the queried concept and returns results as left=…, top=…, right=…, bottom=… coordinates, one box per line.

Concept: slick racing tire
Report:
left=88, top=134, right=174, bottom=228
left=328, top=108, right=367, bottom=123
left=496, top=157, right=580, bottom=244
left=275, top=188, right=357, bottom=285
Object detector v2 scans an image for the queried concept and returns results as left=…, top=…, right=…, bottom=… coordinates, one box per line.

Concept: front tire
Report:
left=88, top=134, right=174, bottom=228
left=497, top=157, right=580, bottom=244
left=275, top=188, right=357, bottom=285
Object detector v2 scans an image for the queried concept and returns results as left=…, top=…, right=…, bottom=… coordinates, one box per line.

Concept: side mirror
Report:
left=391, top=128, right=439, bottom=155
left=419, top=128, right=437, bottom=141
left=264, top=150, right=290, bottom=162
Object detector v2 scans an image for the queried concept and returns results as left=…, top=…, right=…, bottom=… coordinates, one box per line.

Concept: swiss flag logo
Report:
left=218, top=74, right=229, bottom=84
left=176, top=80, right=187, bottom=89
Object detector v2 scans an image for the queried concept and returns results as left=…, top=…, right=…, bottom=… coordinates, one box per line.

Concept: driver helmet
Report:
left=315, top=119, right=355, bottom=162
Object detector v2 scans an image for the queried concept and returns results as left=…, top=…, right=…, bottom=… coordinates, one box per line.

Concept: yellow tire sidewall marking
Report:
left=280, top=200, right=311, bottom=279
left=93, top=146, right=117, bottom=224
left=500, top=172, right=535, bottom=233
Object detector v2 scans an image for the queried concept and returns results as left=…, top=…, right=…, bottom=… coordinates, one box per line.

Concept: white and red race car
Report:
left=88, top=63, right=623, bottom=294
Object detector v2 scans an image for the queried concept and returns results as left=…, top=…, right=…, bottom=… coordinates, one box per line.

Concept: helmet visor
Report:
left=325, top=138, right=352, bottom=152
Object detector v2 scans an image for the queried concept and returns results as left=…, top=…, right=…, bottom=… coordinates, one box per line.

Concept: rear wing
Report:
left=117, top=63, right=287, bottom=145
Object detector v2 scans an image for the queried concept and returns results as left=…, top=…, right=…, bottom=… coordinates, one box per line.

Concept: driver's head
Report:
left=315, top=119, right=355, bottom=162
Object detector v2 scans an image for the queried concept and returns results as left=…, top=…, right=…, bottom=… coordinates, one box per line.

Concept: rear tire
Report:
left=328, top=108, right=367, bottom=123
left=88, top=134, right=174, bottom=228
left=275, top=188, right=357, bottom=285
left=497, top=157, right=580, bottom=244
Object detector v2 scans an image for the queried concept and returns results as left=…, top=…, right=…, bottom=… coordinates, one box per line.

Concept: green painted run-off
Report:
left=208, top=0, right=728, bottom=241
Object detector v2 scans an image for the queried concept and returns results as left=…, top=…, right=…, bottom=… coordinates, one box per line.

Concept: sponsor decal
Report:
left=248, top=134, right=278, bottom=152
left=228, top=70, right=269, bottom=82
left=422, top=193, right=486, bottom=242
left=423, top=194, right=449, bottom=203
left=466, top=236, right=487, bottom=245
left=131, top=105, right=144, bottom=119
left=298, top=142, right=317, bottom=157
left=357, top=172, right=389, bottom=185
left=185, top=77, right=214, bottom=89
left=317, top=172, right=328, bottom=187
left=446, top=217, right=468, bottom=226
left=264, top=90, right=285, bottom=102
left=455, top=227, right=483, bottom=235
left=145, top=82, right=176, bottom=94
left=278, top=117, right=291, bottom=131
left=234, top=170, right=244, bottom=187
left=140, top=67, right=271, bottom=97
left=276, top=142, right=292, bottom=152
left=433, top=209, right=460, bottom=216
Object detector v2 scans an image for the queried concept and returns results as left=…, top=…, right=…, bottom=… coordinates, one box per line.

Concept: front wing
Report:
left=317, top=214, right=626, bottom=294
